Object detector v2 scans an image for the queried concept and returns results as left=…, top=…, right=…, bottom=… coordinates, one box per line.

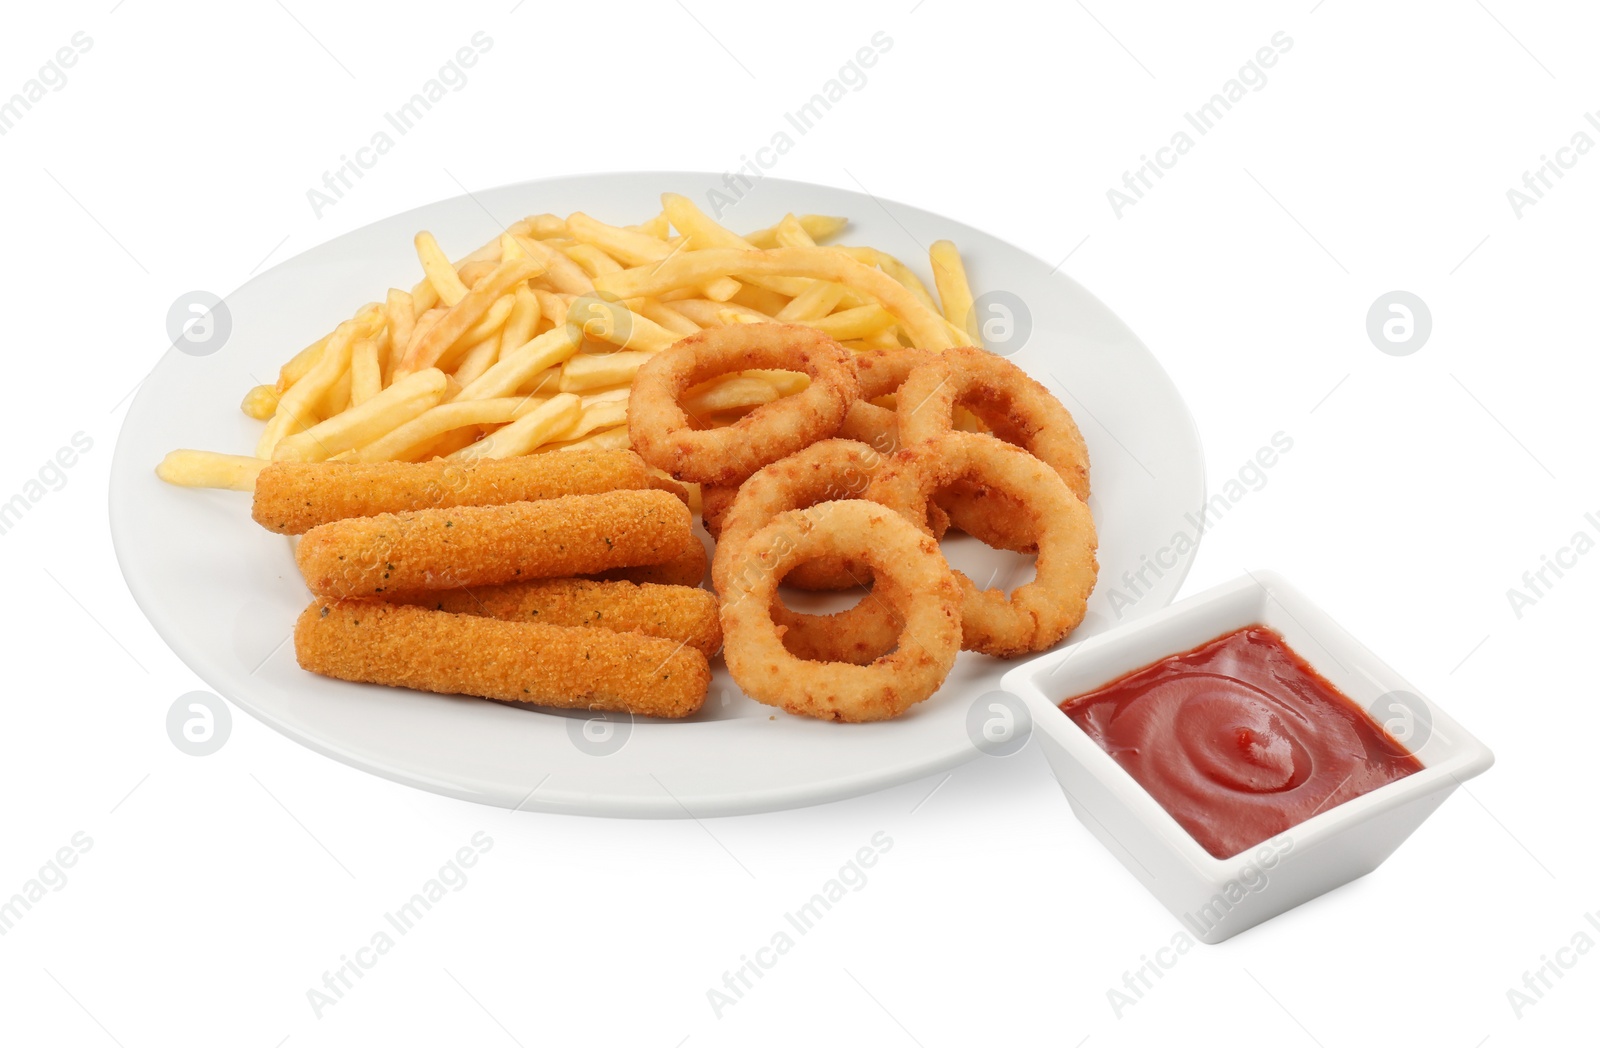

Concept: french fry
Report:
left=457, top=259, right=497, bottom=287
left=567, top=212, right=675, bottom=267
left=273, top=368, right=449, bottom=462
left=661, top=193, right=810, bottom=297
left=669, top=299, right=772, bottom=327
left=317, top=368, right=353, bottom=419
left=414, top=231, right=470, bottom=307
left=567, top=295, right=678, bottom=353
left=580, top=386, right=631, bottom=407
left=744, top=369, right=809, bottom=396
left=559, top=399, right=628, bottom=441
left=533, top=289, right=570, bottom=329
left=559, top=351, right=651, bottom=392
left=503, top=284, right=542, bottom=349
left=545, top=425, right=631, bottom=453
left=456, top=235, right=506, bottom=268
left=517, top=366, right=562, bottom=398
left=276, top=334, right=329, bottom=393
left=831, top=246, right=940, bottom=313
left=809, top=304, right=897, bottom=341
left=241, top=384, right=279, bottom=420
left=682, top=374, right=779, bottom=416
left=861, top=325, right=903, bottom=350
left=774, top=213, right=817, bottom=248
left=353, top=396, right=550, bottom=462
left=774, top=280, right=846, bottom=322
left=450, top=393, right=581, bottom=460
left=384, top=290, right=415, bottom=384
left=593, top=247, right=956, bottom=350
left=930, top=239, right=979, bottom=345
left=728, top=283, right=790, bottom=317
left=513, top=235, right=592, bottom=294
left=455, top=327, right=583, bottom=402
left=629, top=211, right=670, bottom=239
left=744, top=214, right=847, bottom=247
left=452, top=333, right=501, bottom=387
left=350, top=339, right=383, bottom=406
left=397, top=257, right=540, bottom=373
left=563, top=242, right=626, bottom=279
left=257, top=315, right=373, bottom=457
left=436, top=292, right=516, bottom=372
left=156, top=450, right=269, bottom=491
left=520, top=213, right=568, bottom=239
left=568, top=212, right=741, bottom=301
left=637, top=299, right=699, bottom=336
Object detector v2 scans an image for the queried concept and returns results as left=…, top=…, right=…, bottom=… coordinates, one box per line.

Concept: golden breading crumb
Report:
left=388, top=577, right=721, bottom=657
left=294, top=489, right=693, bottom=597
left=252, top=450, right=687, bottom=535
left=295, top=599, right=709, bottom=718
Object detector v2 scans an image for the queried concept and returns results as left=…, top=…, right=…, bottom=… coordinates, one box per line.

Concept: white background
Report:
left=3, top=0, right=1596, bottom=1044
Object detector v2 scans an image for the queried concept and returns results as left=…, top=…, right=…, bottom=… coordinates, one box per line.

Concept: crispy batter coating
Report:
left=389, top=578, right=721, bottom=657
left=295, top=489, right=694, bottom=597
left=897, top=347, right=1090, bottom=552
left=252, top=450, right=688, bottom=534
left=713, top=439, right=887, bottom=592
left=837, top=347, right=935, bottom=451
left=295, top=599, right=709, bottom=718
left=719, top=501, right=963, bottom=722
left=593, top=534, right=707, bottom=587
left=868, top=434, right=1098, bottom=657
left=700, top=483, right=740, bottom=540
left=628, top=324, right=859, bottom=485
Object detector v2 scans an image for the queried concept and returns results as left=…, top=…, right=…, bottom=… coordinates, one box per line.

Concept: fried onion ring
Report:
left=897, top=347, right=1090, bottom=552
left=713, top=439, right=888, bottom=592
left=628, top=323, right=858, bottom=485
left=720, top=501, right=962, bottom=722
left=838, top=347, right=935, bottom=452
left=770, top=580, right=906, bottom=666
left=700, top=483, right=740, bottom=540
left=867, top=433, right=1098, bottom=658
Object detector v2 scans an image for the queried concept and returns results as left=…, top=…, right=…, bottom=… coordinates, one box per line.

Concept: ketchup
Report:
left=1061, top=625, right=1422, bottom=859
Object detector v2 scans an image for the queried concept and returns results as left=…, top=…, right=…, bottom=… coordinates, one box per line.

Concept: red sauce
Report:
left=1061, top=625, right=1422, bottom=859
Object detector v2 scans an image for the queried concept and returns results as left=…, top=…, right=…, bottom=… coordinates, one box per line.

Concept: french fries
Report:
left=451, top=393, right=582, bottom=460
left=272, top=368, right=449, bottom=463
left=162, top=191, right=996, bottom=490
left=157, top=450, right=269, bottom=491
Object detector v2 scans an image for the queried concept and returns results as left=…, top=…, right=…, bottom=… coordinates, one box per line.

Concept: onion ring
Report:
left=897, top=347, right=1090, bottom=552
left=719, top=500, right=963, bottom=722
left=838, top=347, right=935, bottom=451
left=867, top=433, right=1098, bottom=658
left=628, top=323, right=858, bottom=485
left=713, top=438, right=888, bottom=592
left=770, top=580, right=907, bottom=666
left=700, top=483, right=740, bottom=540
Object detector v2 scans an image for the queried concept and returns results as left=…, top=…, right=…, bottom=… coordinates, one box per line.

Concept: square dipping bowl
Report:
left=1003, top=570, right=1494, bottom=944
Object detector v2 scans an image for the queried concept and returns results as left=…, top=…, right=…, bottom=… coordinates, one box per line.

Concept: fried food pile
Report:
left=160, top=194, right=1101, bottom=727
left=628, top=324, right=1099, bottom=722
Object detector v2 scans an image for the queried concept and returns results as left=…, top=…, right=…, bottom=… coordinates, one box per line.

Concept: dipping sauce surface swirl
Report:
left=1062, top=626, right=1422, bottom=859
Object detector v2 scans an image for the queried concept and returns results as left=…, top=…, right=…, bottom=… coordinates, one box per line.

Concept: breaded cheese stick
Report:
left=252, top=450, right=688, bottom=534
left=295, top=489, right=693, bottom=597
left=390, top=578, right=721, bottom=657
left=295, top=600, right=709, bottom=718
left=593, top=535, right=707, bottom=588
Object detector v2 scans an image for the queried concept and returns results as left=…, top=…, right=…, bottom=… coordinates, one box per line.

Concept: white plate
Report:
left=110, top=172, right=1204, bottom=818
